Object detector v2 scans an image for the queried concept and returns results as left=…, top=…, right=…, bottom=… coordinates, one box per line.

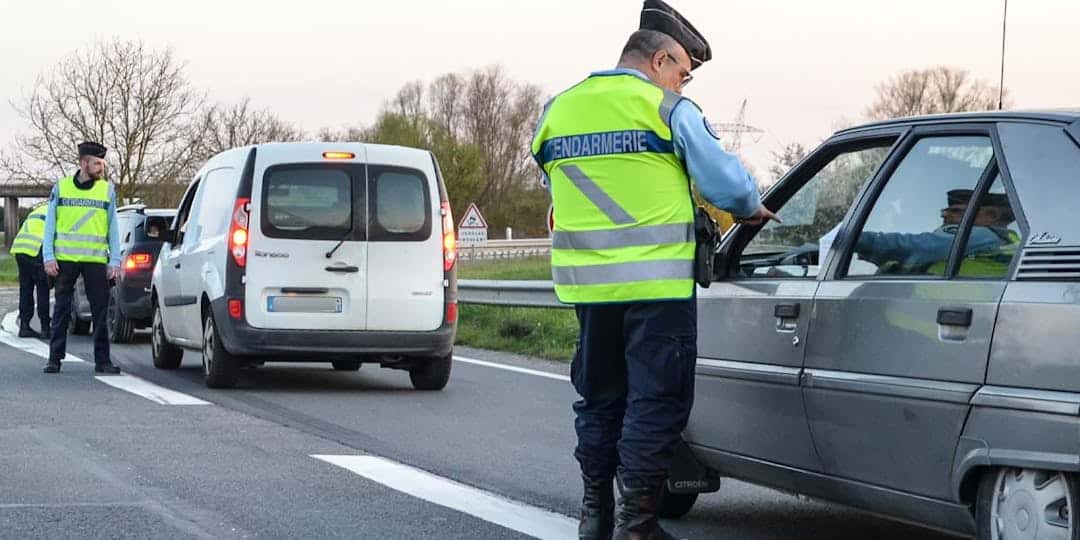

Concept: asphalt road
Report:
left=0, top=291, right=960, bottom=539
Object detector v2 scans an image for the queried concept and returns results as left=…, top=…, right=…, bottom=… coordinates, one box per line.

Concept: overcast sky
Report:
left=1, top=0, right=1077, bottom=177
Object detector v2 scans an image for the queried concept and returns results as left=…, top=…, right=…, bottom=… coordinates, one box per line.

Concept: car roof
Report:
left=836, top=109, right=1080, bottom=136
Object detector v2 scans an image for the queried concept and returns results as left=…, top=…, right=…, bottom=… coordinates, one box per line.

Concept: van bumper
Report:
left=210, top=298, right=456, bottom=358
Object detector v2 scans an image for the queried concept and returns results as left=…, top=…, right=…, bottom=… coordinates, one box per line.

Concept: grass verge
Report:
left=0, top=255, right=18, bottom=285
left=456, top=256, right=577, bottom=362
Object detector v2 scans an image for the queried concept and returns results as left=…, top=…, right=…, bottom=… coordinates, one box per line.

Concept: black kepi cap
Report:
left=77, top=141, right=107, bottom=159
left=639, top=0, right=712, bottom=70
left=947, top=189, right=1010, bottom=208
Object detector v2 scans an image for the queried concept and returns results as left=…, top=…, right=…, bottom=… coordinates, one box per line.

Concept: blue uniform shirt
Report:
left=42, top=176, right=122, bottom=268
left=855, top=225, right=1010, bottom=271
left=538, top=68, right=761, bottom=218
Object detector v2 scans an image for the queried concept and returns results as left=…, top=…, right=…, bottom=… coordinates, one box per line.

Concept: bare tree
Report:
left=316, top=125, right=368, bottom=142
left=866, top=66, right=1008, bottom=120
left=769, top=142, right=809, bottom=182
left=1, top=39, right=205, bottom=200
left=428, top=73, right=465, bottom=136
left=193, top=98, right=304, bottom=160
left=460, top=66, right=544, bottom=215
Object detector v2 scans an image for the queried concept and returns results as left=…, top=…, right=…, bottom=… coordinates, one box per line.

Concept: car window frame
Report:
left=714, top=129, right=906, bottom=282
left=832, top=123, right=1019, bottom=282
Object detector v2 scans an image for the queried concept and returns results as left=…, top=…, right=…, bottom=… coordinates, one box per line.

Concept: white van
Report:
left=150, top=143, right=458, bottom=390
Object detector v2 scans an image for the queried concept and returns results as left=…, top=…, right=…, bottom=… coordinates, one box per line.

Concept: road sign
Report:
left=458, top=203, right=488, bottom=246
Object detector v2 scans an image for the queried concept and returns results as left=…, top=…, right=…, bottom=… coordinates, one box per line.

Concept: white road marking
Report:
left=3, top=310, right=208, bottom=405
left=312, top=455, right=578, bottom=540
left=0, top=311, right=86, bottom=362
left=94, top=374, right=211, bottom=405
left=454, top=355, right=570, bottom=383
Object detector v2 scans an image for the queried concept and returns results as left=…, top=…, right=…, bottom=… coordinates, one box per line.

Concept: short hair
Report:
left=619, top=30, right=680, bottom=65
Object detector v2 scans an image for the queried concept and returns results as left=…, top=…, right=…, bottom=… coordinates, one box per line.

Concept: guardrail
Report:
left=458, top=238, right=552, bottom=261
left=457, top=279, right=568, bottom=309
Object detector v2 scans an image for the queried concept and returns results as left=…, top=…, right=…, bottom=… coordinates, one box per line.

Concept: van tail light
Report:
left=229, top=198, right=251, bottom=267
left=441, top=201, right=456, bottom=272
left=122, top=252, right=153, bottom=273
left=445, top=302, right=458, bottom=324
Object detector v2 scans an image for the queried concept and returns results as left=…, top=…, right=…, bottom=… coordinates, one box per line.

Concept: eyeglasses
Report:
left=940, top=207, right=966, bottom=215
left=665, top=51, right=694, bottom=88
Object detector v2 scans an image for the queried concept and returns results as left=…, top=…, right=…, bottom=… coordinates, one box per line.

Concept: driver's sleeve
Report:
left=671, top=100, right=761, bottom=219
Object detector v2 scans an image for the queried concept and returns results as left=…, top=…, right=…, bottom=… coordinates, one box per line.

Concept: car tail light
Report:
left=229, top=198, right=250, bottom=267
left=445, top=302, right=458, bottom=324
left=322, top=151, right=355, bottom=160
left=228, top=299, right=243, bottom=319
left=123, top=253, right=153, bottom=272
left=441, top=201, right=455, bottom=272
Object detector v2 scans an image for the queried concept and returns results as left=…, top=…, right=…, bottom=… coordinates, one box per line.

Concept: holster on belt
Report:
left=693, top=207, right=720, bottom=288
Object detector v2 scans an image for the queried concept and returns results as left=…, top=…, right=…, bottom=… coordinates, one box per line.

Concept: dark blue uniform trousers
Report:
left=571, top=297, right=697, bottom=489
left=15, top=253, right=49, bottom=328
left=50, top=261, right=110, bottom=365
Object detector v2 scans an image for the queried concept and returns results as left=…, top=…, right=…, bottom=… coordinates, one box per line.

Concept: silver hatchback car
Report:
left=664, top=110, right=1080, bottom=539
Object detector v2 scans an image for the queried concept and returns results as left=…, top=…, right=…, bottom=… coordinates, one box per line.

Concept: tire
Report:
left=202, top=312, right=239, bottom=389
left=331, top=359, right=362, bottom=371
left=408, top=353, right=452, bottom=391
left=657, top=484, right=699, bottom=519
left=976, top=467, right=1080, bottom=540
left=151, top=303, right=183, bottom=370
left=70, top=307, right=91, bottom=335
left=107, top=289, right=135, bottom=343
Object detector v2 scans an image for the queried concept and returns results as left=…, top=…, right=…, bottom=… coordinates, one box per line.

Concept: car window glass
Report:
left=176, top=179, right=200, bottom=246
left=956, top=175, right=1020, bottom=279
left=263, top=166, right=353, bottom=240
left=141, top=216, right=171, bottom=240
left=371, top=166, right=429, bottom=238
left=739, top=145, right=891, bottom=278
left=192, top=168, right=238, bottom=240
left=845, top=136, right=993, bottom=278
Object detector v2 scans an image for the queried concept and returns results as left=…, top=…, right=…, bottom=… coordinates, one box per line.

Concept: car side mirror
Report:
left=160, top=229, right=177, bottom=244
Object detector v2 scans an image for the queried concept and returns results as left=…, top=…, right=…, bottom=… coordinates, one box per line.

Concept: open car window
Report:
left=737, top=144, right=893, bottom=279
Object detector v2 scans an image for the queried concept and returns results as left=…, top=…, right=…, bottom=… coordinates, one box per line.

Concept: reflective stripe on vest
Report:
left=54, top=176, right=111, bottom=264
left=9, top=206, right=48, bottom=257
left=532, top=73, right=695, bottom=303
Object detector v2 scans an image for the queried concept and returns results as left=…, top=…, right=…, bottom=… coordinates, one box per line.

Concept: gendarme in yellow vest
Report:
left=54, top=176, right=111, bottom=264
left=9, top=205, right=48, bottom=257
left=531, top=73, right=695, bottom=304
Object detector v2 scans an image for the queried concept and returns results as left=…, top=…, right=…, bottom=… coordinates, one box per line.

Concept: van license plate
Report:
left=267, top=296, right=342, bottom=313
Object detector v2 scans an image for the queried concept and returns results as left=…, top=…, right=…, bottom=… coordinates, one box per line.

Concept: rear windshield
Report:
left=368, top=165, right=432, bottom=242
left=258, top=163, right=431, bottom=242
left=136, top=215, right=174, bottom=242
left=261, top=165, right=359, bottom=240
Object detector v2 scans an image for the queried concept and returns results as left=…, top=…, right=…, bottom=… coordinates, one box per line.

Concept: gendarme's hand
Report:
left=107, top=266, right=119, bottom=281
left=735, top=205, right=782, bottom=226
left=44, top=260, right=59, bottom=277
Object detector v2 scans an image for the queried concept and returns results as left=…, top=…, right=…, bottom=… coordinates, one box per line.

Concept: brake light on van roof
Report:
left=229, top=198, right=251, bottom=267
left=322, top=151, right=355, bottom=160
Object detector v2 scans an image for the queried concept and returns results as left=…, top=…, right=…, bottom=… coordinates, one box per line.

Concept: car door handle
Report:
left=325, top=265, right=359, bottom=273
left=774, top=303, right=800, bottom=319
left=174, top=262, right=181, bottom=269
left=937, top=307, right=973, bottom=327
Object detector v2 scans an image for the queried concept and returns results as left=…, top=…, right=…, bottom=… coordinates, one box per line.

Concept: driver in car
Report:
left=851, top=189, right=1018, bottom=275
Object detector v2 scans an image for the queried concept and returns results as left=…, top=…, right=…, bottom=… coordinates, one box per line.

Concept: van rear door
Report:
left=364, top=146, right=444, bottom=332
left=244, top=145, right=368, bottom=331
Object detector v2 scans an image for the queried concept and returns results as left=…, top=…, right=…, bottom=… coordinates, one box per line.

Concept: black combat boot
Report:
left=94, top=361, right=121, bottom=375
left=612, top=478, right=675, bottom=540
left=579, top=474, right=615, bottom=540
left=18, top=321, right=38, bottom=338
left=43, top=360, right=60, bottom=373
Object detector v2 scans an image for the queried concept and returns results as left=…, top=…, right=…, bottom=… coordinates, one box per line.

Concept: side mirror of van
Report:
left=160, top=229, right=177, bottom=244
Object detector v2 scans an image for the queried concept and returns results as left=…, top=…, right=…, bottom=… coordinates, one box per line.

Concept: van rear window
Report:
left=368, top=166, right=431, bottom=242
left=262, top=165, right=357, bottom=240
